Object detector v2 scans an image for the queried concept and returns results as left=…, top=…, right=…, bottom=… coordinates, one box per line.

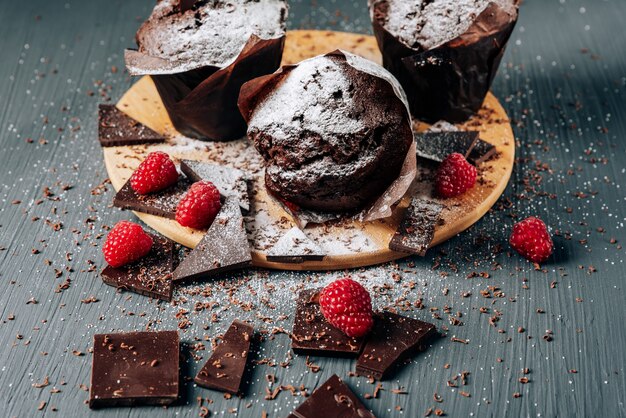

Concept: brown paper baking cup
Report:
left=125, top=34, right=285, bottom=141
left=370, top=2, right=519, bottom=123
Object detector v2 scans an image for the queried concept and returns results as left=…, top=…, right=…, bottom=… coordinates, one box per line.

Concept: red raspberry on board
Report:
left=175, top=181, right=222, bottom=229
left=319, top=278, right=373, bottom=338
left=435, top=153, right=477, bottom=198
left=509, top=216, right=553, bottom=263
left=103, top=221, right=153, bottom=268
left=130, top=151, right=178, bottom=195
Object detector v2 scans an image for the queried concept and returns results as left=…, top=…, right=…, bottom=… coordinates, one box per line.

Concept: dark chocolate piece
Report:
left=113, top=177, right=191, bottom=219
left=172, top=197, right=252, bottom=282
left=370, top=1, right=519, bottom=122
left=125, top=1, right=287, bottom=141
left=177, top=0, right=196, bottom=13
left=194, top=320, right=253, bottom=394
left=89, top=330, right=179, bottom=408
left=291, top=289, right=365, bottom=357
left=180, top=160, right=250, bottom=212
left=389, top=198, right=444, bottom=256
left=101, top=234, right=175, bottom=301
left=98, top=104, right=165, bottom=147
left=266, top=227, right=325, bottom=264
left=356, top=312, right=436, bottom=380
left=287, top=374, right=375, bottom=418
left=468, top=139, right=497, bottom=164
left=414, top=131, right=479, bottom=163
left=239, top=50, right=414, bottom=213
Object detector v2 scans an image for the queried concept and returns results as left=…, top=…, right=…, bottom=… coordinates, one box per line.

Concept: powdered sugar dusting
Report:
left=136, top=0, right=287, bottom=72
left=375, top=0, right=516, bottom=50
left=267, top=227, right=324, bottom=258
left=248, top=55, right=366, bottom=140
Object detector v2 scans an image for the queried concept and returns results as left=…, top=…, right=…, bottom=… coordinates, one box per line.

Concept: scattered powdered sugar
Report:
left=376, top=0, right=516, bottom=50
left=266, top=227, right=324, bottom=258
left=426, top=120, right=460, bottom=133
left=136, top=0, right=287, bottom=72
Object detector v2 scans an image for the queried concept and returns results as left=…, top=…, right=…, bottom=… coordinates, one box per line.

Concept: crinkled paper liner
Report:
left=125, top=34, right=285, bottom=141
left=238, top=49, right=417, bottom=227
left=370, top=1, right=519, bottom=123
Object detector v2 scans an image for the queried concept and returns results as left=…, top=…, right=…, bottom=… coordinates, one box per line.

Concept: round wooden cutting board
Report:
left=104, top=30, right=515, bottom=271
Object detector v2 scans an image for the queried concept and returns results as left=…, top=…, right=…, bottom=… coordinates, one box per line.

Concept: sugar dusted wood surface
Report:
left=0, top=1, right=624, bottom=417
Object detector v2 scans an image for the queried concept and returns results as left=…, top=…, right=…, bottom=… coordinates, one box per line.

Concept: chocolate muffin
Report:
left=369, top=0, right=519, bottom=123
left=239, top=51, right=414, bottom=213
left=125, top=0, right=288, bottom=141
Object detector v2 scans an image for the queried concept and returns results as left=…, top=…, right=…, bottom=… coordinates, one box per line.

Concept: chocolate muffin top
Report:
left=243, top=51, right=414, bottom=213
left=371, top=0, right=517, bottom=51
left=132, top=0, right=287, bottom=74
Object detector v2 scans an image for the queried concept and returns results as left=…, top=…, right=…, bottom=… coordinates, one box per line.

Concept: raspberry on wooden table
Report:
left=175, top=181, right=222, bottom=229
left=509, top=216, right=554, bottom=263
left=435, top=152, right=477, bottom=198
left=130, top=151, right=178, bottom=195
left=102, top=221, right=153, bottom=268
left=319, top=278, right=374, bottom=338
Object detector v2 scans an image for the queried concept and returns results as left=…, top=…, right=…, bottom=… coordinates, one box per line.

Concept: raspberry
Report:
left=435, top=153, right=477, bottom=198
left=102, top=221, right=153, bottom=268
left=130, top=151, right=178, bottom=195
left=319, top=278, right=373, bottom=338
left=509, top=216, right=553, bottom=263
left=175, top=181, right=222, bottom=229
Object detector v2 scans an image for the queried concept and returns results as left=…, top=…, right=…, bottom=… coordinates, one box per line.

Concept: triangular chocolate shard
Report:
left=287, top=374, right=375, bottom=418
left=180, top=160, right=250, bottom=212
left=356, top=312, right=436, bottom=381
left=172, top=197, right=252, bottom=281
left=389, top=198, right=443, bottom=256
left=98, top=104, right=165, bottom=147
left=414, top=131, right=479, bottom=163
left=266, top=227, right=325, bottom=264
left=113, top=176, right=191, bottom=219
left=194, top=320, right=253, bottom=394
left=101, top=234, right=176, bottom=301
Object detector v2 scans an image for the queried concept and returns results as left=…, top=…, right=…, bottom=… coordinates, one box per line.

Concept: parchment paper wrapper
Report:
left=239, top=50, right=417, bottom=227
left=125, top=34, right=285, bottom=141
left=369, top=1, right=519, bottom=123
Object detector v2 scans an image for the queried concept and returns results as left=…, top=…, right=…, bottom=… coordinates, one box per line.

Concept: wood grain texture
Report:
left=105, top=30, right=515, bottom=271
left=0, top=1, right=624, bottom=418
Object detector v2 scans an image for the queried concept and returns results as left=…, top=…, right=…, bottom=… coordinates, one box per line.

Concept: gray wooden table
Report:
left=0, top=1, right=625, bottom=417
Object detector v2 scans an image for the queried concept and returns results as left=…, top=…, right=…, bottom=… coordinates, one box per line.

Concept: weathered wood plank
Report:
left=0, top=1, right=624, bottom=417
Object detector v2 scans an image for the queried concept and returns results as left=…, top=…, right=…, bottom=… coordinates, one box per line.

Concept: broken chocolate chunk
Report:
left=98, top=104, right=165, bottom=147
left=172, top=197, right=252, bottom=281
left=266, top=227, right=326, bottom=264
left=287, top=374, right=375, bottom=418
left=389, top=198, right=444, bottom=256
left=194, top=320, right=253, bottom=394
left=89, top=330, right=179, bottom=408
left=101, top=234, right=176, bottom=301
left=468, top=139, right=497, bottom=164
left=414, top=131, right=479, bottom=163
left=113, top=176, right=191, bottom=219
left=356, top=312, right=436, bottom=380
left=291, top=289, right=365, bottom=357
left=180, top=159, right=250, bottom=211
